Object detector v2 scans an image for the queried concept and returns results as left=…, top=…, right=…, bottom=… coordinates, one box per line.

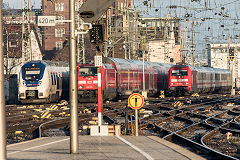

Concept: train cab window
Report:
left=53, top=73, right=56, bottom=85
left=171, top=69, right=188, bottom=76
left=79, top=67, right=97, bottom=76
left=24, top=67, right=41, bottom=81
left=56, top=75, right=60, bottom=89
left=51, top=73, right=54, bottom=85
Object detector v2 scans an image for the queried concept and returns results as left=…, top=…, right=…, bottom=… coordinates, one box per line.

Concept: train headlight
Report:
left=80, top=86, right=84, bottom=89
left=171, top=83, right=174, bottom=85
left=185, top=83, right=188, bottom=85
left=38, top=81, right=42, bottom=86
left=22, top=81, right=26, bottom=86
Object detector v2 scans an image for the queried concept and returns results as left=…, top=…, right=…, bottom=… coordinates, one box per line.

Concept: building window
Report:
left=55, top=28, right=65, bottom=37
left=9, top=41, right=18, bottom=47
left=56, top=15, right=65, bottom=24
left=55, top=3, right=64, bottom=11
left=56, top=41, right=63, bottom=50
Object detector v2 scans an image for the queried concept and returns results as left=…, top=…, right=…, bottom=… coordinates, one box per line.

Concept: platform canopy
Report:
left=79, top=0, right=114, bottom=23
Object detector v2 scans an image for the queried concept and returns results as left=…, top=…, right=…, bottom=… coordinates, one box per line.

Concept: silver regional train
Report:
left=18, top=61, right=69, bottom=103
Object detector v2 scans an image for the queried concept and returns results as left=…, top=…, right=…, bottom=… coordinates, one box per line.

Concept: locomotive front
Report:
left=18, top=62, right=47, bottom=103
left=77, top=64, right=98, bottom=102
left=168, top=65, right=192, bottom=95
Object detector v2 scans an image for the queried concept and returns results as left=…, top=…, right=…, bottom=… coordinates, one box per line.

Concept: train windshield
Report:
left=24, top=67, right=41, bottom=80
left=79, top=67, right=97, bottom=76
left=172, top=69, right=188, bottom=76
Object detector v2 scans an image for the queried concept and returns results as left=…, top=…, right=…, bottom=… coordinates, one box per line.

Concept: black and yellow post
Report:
left=160, top=90, right=165, bottom=98
left=229, top=47, right=235, bottom=95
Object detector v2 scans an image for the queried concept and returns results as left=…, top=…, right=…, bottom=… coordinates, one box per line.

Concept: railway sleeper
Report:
left=166, top=133, right=237, bottom=160
left=202, top=128, right=240, bottom=160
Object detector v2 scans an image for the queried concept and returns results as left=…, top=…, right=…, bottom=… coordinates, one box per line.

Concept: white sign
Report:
left=94, top=56, right=102, bottom=67
left=79, top=0, right=114, bottom=23
left=37, top=16, right=56, bottom=26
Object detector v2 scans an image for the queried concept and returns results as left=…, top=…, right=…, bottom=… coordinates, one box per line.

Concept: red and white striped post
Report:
left=96, top=44, right=103, bottom=126
left=97, top=71, right=102, bottom=126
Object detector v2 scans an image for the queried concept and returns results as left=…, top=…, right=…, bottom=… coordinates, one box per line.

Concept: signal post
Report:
left=89, top=24, right=105, bottom=127
left=78, top=0, right=114, bottom=136
left=229, top=48, right=235, bottom=95
left=128, top=93, right=144, bottom=136
left=95, top=46, right=103, bottom=126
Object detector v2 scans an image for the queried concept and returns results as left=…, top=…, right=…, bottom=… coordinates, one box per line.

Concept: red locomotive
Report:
left=168, top=65, right=232, bottom=95
left=77, top=57, right=171, bottom=102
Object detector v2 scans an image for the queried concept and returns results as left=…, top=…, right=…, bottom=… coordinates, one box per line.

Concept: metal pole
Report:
left=104, top=11, right=108, bottom=57
left=70, top=0, right=78, bottom=154
left=27, top=0, right=32, bottom=61
left=143, top=37, right=145, bottom=91
left=231, top=61, right=235, bottom=95
left=6, top=30, right=9, bottom=75
left=125, top=104, right=128, bottom=135
left=143, top=50, right=145, bottom=91
left=0, top=0, right=7, bottom=158
left=124, top=0, right=127, bottom=59
left=141, top=37, right=147, bottom=98
left=133, top=9, right=137, bottom=59
left=126, top=0, right=130, bottom=59
left=184, top=20, right=188, bottom=64
left=22, top=0, right=26, bottom=62
left=82, top=35, right=85, bottom=64
left=77, top=21, right=80, bottom=63
left=191, top=22, right=194, bottom=66
left=135, top=109, right=138, bottom=136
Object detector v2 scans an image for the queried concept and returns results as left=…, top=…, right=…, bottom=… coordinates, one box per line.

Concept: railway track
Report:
left=6, top=101, right=70, bottom=144
left=132, top=95, right=240, bottom=159
left=203, top=128, right=240, bottom=159
left=6, top=94, right=240, bottom=159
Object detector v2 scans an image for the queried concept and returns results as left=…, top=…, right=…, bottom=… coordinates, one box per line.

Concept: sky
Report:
left=133, top=0, right=240, bottom=60
left=3, top=0, right=41, bottom=9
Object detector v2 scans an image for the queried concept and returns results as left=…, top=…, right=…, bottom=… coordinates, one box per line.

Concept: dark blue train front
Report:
left=18, top=61, right=69, bottom=103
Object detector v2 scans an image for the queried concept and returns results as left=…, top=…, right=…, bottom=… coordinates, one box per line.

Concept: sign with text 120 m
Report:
left=38, top=16, right=56, bottom=26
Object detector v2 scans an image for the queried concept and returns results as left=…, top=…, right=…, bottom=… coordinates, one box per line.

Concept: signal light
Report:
left=229, top=48, right=234, bottom=56
left=89, top=24, right=104, bottom=43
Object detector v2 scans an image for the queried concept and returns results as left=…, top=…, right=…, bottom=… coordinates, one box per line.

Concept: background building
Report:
left=42, top=0, right=131, bottom=62
left=139, top=17, right=181, bottom=64
left=208, top=43, right=240, bottom=88
left=3, top=9, right=42, bottom=75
